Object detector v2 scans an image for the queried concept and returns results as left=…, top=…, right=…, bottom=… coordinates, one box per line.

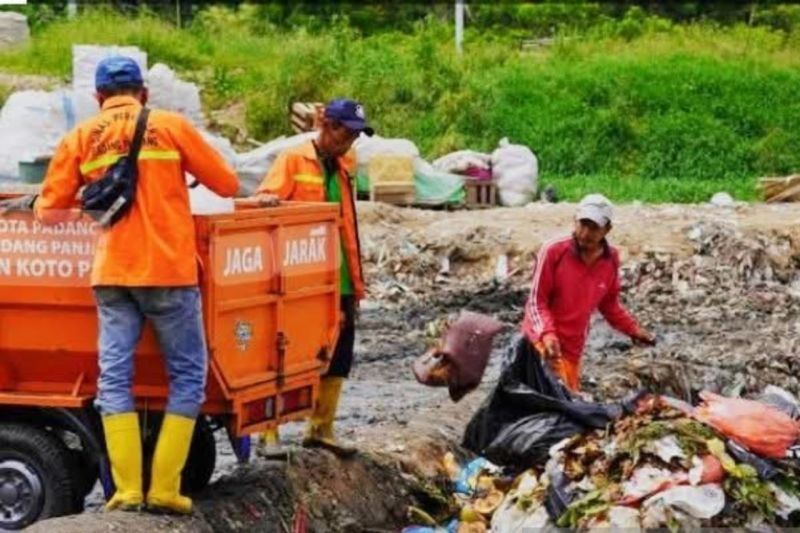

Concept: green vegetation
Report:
left=1, top=4, right=799, bottom=202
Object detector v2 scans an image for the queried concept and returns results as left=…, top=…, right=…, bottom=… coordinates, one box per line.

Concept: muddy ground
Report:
left=42, top=201, right=800, bottom=531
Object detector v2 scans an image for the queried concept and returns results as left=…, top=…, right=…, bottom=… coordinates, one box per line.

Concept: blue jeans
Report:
left=93, top=286, right=208, bottom=418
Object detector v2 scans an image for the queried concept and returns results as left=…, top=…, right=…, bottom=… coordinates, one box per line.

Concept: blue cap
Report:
left=95, top=56, right=144, bottom=92
left=324, top=98, right=374, bottom=136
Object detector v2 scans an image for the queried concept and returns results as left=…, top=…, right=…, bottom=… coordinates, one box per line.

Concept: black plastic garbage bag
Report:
left=463, top=335, right=623, bottom=469
left=483, top=412, right=583, bottom=467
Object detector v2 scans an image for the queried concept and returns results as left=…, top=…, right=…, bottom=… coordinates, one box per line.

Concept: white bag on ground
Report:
left=235, top=131, right=318, bottom=195
left=147, top=63, right=204, bottom=128
left=0, top=12, right=29, bottom=48
left=73, top=44, right=147, bottom=93
left=491, top=137, right=538, bottom=206
left=0, top=89, right=96, bottom=178
left=432, top=149, right=490, bottom=174
left=201, top=130, right=238, bottom=170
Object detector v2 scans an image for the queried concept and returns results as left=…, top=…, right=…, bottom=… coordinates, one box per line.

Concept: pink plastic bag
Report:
left=694, top=391, right=800, bottom=459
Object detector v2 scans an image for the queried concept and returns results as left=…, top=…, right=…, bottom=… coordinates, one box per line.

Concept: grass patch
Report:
left=0, top=6, right=796, bottom=203
left=544, top=175, right=756, bottom=203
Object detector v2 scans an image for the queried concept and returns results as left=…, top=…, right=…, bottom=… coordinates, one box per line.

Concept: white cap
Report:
left=576, top=193, right=613, bottom=226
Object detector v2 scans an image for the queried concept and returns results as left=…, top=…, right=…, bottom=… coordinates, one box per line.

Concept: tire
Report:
left=67, top=448, right=99, bottom=513
left=0, top=424, right=75, bottom=530
left=142, top=415, right=216, bottom=495
left=181, top=416, right=216, bottom=494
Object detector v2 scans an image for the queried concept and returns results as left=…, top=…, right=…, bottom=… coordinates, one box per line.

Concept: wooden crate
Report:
left=289, top=101, right=323, bottom=134
left=368, top=155, right=414, bottom=185
left=464, top=179, right=497, bottom=208
left=370, top=182, right=415, bottom=205
left=758, top=174, right=800, bottom=203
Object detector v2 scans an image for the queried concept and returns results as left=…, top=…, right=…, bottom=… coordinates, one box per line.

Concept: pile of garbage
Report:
left=404, top=390, right=800, bottom=531
left=401, top=330, right=800, bottom=532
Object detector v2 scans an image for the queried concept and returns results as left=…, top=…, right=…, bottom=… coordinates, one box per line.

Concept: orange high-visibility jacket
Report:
left=256, top=140, right=365, bottom=300
left=35, top=95, right=240, bottom=287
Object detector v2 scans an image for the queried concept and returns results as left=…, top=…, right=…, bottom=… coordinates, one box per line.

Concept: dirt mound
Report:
left=34, top=428, right=462, bottom=532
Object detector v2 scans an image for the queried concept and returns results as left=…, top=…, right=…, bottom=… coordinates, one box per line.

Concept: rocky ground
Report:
left=43, top=201, right=800, bottom=531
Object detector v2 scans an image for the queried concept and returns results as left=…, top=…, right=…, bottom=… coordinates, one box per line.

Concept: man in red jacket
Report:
left=521, top=194, right=654, bottom=391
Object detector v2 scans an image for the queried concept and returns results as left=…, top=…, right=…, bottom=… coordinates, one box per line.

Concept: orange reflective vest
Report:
left=256, top=140, right=365, bottom=300
left=35, top=95, right=240, bottom=287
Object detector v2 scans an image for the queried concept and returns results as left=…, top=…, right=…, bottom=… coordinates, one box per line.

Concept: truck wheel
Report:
left=181, top=416, right=216, bottom=494
left=0, top=424, right=74, bottom=530
left=68, top=449, right=98, bottom=512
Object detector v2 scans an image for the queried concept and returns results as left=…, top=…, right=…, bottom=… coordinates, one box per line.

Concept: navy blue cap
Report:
left=324, top=98, right=374, bottom=136
left=95, top=56, right=144, bottom=92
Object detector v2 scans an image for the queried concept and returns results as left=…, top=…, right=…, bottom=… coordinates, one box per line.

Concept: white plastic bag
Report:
left=187, top=177, right=234, bottom=215
left=235, top=131, right=318, bottom=195
left=0, top=12, right=29, bottom=48
left=643, top=484, right=725, bottom=520
left=432, top=149, right=490, bottom=174
left=147, top=63, right=204, bottom=127
left=201, top=130, right=238, bottom=169
left=72, top=44, right=147, bottom=93
left=491, top=137, right=538, bottom=206
left=0, top=89, right=96, bottom=177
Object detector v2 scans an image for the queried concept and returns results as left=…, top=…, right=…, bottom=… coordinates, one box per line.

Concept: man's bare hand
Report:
left=542, top=333, right=562, bottom=361
left=253, top=193, right=280, bottom=207
left=0, top=194, right=36, bottom=215
left=631, top=328, right=656, bottom=346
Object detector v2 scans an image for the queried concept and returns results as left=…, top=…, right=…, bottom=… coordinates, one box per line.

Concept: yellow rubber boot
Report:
left=303, top=377, right=355, bottom=456
left=259, top=427, right=279, bottom=446
left=256, top=426, right=289, bottom=459
left=146, top=414, right=195, bottom=514
left=102, top=412, right=143, bottom=511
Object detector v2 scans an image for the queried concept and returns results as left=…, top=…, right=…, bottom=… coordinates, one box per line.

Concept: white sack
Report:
left=491, top=137, right=538, bottom=206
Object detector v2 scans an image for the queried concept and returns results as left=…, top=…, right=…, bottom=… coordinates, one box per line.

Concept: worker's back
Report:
left=35, top=95, right=239, bottom=287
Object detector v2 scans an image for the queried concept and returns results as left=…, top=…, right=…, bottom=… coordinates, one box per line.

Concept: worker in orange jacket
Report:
left=0, top=57, right=240, bottom=514
left=254, top=98, right=371, bottom=455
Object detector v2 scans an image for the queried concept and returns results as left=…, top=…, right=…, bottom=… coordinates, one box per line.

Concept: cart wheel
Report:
left=0, top=424, right=74, bottom=530
left=181, top=416, right=216, bottom=494
left=67, top=448, right=99, bottom=512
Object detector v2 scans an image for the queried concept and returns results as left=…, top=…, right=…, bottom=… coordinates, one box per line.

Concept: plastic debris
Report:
left=645, top=435, right=686, bottom=463
left=620, top=466, right=678, bottom=505
left=411, top=389, right=800, bottom=531
left=760, top=385, right=800, bottom=420
left=688, top=454, right=725, bottom=485
left=726, top=439, right=778, bottom=480
left=453, top=458, right=500, bottom=495
left=770, top=482, right=800, bottom=520
left=587, top=505, right=641, bottom=529
left=709, top=191, right=735, bottom=207
left=492, top=502, right=550, bottom=532
left=694, top=391, right=800, bottom=459
left=644, top=484, right=725, bottom=520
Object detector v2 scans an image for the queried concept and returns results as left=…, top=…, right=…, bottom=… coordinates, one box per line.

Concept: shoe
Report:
left=256, top=427, right=290, bottom=460
left=302, top=377, right=356, bottom=457
left=102, top=412, right=144, bottom=511
left=146, top=414, right=195, bottom=514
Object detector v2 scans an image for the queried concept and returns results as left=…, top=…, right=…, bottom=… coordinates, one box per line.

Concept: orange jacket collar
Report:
left=101, top=95, right=142, bottom=111
left=294, top=140, right=319, bottom=161
left=297, top=140, right=355, bottom=173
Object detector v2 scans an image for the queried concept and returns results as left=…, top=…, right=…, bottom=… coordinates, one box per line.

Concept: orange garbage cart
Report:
left=0, top=198, right=340, bottom=529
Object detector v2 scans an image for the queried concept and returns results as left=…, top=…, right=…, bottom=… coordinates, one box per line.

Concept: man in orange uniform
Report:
left=1, top=57, right=240, bottom=513
left=255, top=99, right=371, bottom=455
